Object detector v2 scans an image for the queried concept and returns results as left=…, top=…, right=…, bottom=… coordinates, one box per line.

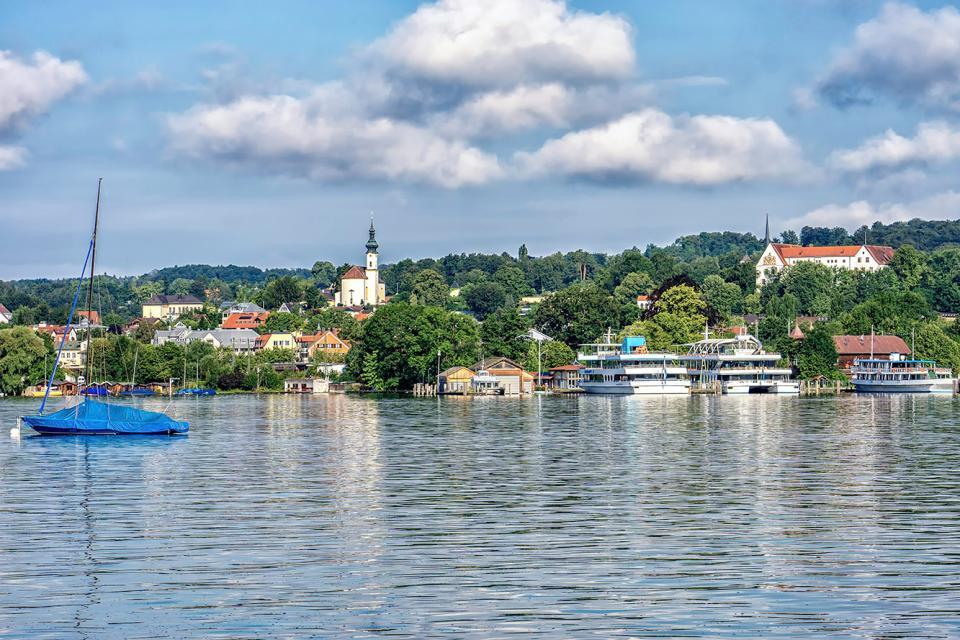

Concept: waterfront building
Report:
left=438, top=366, right=476, bottom=394
left=683, top=334, right=798, bottom=394
left=470, top=357, right=534, bottom=395
left=284, top=378, right=330, bottom=394
left=0, top=303, right=11, bottom=324
left=833, top=334, right=911, bottom=373
left=222, top=311, right=270, bottom=330
left=152, top=324, right=260, bottom=354
left=141, top=294, right=204, bottom=320
left=548, top=364, right=585, bottom=390
left=335, top=220, right=386, bottom=307
left=578, top=336, right=690, bottom=395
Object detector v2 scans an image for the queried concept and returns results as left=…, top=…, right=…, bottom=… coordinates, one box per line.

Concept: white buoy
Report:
left=11, top=417, right=22, bottom=439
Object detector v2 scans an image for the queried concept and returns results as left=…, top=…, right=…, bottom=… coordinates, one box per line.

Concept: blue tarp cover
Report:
left=23, top=400, right=189, bottom=435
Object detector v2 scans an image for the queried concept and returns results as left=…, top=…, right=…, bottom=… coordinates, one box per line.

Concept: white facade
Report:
left=335, top=220, right=386, bottom=307
left=756, top=243, right=892, bottom=286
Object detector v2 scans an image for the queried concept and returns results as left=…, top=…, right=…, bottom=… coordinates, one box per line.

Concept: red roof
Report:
left=771, top=243, right=894, bottom=265
left=222, top=312, right=270, bottom=329
left=77, top=310, right=100, bottom=324
left=833, top=335, right=910, bottom=355
left=341, top=266, right=366, bottom=280
left=0, top=304, right=10, bottom=315
left=550, top=364, right=584, bottom=372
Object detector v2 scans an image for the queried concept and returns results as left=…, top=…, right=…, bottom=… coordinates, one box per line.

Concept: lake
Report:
left=1, top=394, right=959, bottom=638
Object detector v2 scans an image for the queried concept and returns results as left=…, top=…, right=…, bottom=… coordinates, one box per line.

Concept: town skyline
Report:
left=5, top=1, right=960, bottom=278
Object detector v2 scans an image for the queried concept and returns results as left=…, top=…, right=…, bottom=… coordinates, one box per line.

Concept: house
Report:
left=438, top=366, right=475, bottom=394
left=256, top=332, right=298, bottom=351
left=284, top=378, right=330, bottom=394
left=60, top=341, right=87, bottom=370
left=123, top=317, right=161, bottom=336
left=549, top=364, right=585, bottom=390
left=518, top=295, right=545, bottom=317
left=296, top=330, right=351, bottom=363
left=833, top=334, right=911, bottom=372
left=152, top=325, right=260, bottom=353
left=220, top=301, right=266, bottom=321
left=76, top=310, right=101, bottom=325
left=0, top=304, right=12, bottom=323
left=636, top=295, right=653, bottom=311
left=470, top=356, right=534, bottom=395
left=222, top=311, right=270, bottom=330
left=142, top=294, right=204, bottom=320
left=756, top=243, right=894, bottom=286
left=335, top=220, right=386, bottom=307
left=35, top=323, right=78, bottom=345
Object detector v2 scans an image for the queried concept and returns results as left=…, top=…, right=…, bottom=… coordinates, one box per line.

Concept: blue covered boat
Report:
left=22, top=400, right=188, bottom=435
left=20, top=179, right=189, bottom=437
left=176, top=388, right=216, bottom=396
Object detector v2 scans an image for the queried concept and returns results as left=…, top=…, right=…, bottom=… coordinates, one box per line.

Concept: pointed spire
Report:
left=764, top=213, right=771, bottom=245
left=366, top=212, right=379, bottom=254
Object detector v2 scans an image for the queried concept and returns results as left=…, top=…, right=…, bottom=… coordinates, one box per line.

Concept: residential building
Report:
left=335, top=219, right=386, bottom=307
left=123, top=317, right=161, bottom=336
left=142, top=294, right=204, bottom=320
left=220, top=301, right=266, bottom=321
left=636, top=295, right=652, bottom=311
left=296, top=330, right=351, bottom=363
left=222, top=311, right=270, bottom=330
left=152, top=324, right=260, bottom=353
left=438, top=366, right=476, bottom=394
left=60, top=341, right=87, bottom=370
left=35, top=323, right=78, bottom=345
left=833, top=334, right=911, bottom=372
left=549, top=364, right=585, bottom=390
left=256, top=332, right=298, bottom=351
left=0, top=304, right=12, bottom=323
left=76, top=310, right=101, bottom=325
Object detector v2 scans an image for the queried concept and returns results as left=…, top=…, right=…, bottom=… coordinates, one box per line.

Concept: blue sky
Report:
left=2, top=0, right=960, bottom=278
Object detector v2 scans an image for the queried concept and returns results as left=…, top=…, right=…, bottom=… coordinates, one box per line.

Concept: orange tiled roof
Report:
left=833, top=335, right=910, bottom=355
left=771, top=243, right=894, bottom=264
left=222, top=312, right=270, bottom=329
left=341, top=266, right=366, bottom=280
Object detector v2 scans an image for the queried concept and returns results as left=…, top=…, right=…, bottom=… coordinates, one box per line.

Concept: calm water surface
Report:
left=1, top=394, right=959, bottom=638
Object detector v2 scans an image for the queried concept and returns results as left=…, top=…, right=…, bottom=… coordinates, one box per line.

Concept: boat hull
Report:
left=21, top=400, right=189, bottom=435
left=580, top=381, right=690, bottom=395
left=21, top=417, right=188, bottom=435
left=853, top=381, right=939, bottom=393
left=724, top=381, right=800, bottom=395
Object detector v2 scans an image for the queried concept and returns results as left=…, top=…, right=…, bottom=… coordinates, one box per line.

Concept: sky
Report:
left=3, top=0, right=960, bottom=278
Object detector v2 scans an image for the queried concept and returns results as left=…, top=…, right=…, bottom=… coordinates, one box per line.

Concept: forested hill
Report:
left=799, top=218, right=960, bottom=251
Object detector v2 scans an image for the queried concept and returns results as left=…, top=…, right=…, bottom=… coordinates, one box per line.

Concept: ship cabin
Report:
left=683, top=334, right=798, bottom=394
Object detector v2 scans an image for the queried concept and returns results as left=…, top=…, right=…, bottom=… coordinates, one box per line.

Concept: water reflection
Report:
left=1, top=394, right=959, bottom=638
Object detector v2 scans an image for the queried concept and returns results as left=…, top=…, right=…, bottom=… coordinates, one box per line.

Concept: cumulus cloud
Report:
left=369, top=0, right=634, bottom=88
left=167, top=93, right=503, bottom=188
left=788, top=191, right=960, bottom=229
left=815, top=3, right=960, bottom=110
left=0, top=50, right=87, bottom=130
left=515, top=109, right=807, bottom=185
left=830, top=121, right=960, bottom=173
left=0, top=145, right=27, bottom=170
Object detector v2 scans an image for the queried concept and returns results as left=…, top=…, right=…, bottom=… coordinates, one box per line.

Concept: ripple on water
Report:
left=0, top=394, right=959, bottom=638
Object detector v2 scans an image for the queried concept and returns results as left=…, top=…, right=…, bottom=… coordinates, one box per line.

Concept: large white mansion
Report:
left=756, top=242, right=894, bottom=285
left=335, top=220, right=386, bottom=307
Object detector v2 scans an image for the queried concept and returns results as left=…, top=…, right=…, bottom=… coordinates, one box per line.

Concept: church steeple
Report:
left=764, top=213, right=771, bottom=245
left=366, top=215, right=379, bottom=254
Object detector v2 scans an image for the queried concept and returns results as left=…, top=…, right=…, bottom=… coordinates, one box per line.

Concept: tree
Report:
left=494, top=265, right=533, bottom=300
left=463, top=281, right=508, bottom=320
left=310, top=261, right=337, bottom=288
left=780, top=262, right=834, bottom=316
left=533, top=283, right=621, bottom=348
left=613, top=272, right=654, bottom=305
left=780, top=230, right=800, bottom=245
left=522, top=340, right=575, bottom=372
left=262, top=312, right=305, bottom=334
left=480, top=307, right=529, bottom=361
left=649, top=284, right=708, bottom=346
left=361, top=352, right=385, bottom=391
left=616, top=318, right=673, bottom=351
left=796, top=326, right=841, bottom=380
left=259, top=276, right=302, bottom=310
left=0, top=327, right=52, bottom=395
left=701, top=275, right=742, bottom=321
left=914, top=322, right=960, bottom=373
left=410, top=269, right=449, bottom=307
left=168, top=278, right=193, bottom=296
left=889, top=244, right=929, bottom=289
left=309, top=307, right=361, bottom=342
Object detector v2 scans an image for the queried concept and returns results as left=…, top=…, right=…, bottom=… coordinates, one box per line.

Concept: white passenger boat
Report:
left=851, top=356, right=955, bottom=393
left=683, top=334, right=799, bottom=394
left=577, top=336, right=690, bottom=395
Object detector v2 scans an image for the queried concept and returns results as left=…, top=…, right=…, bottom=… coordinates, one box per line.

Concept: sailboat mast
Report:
left=83, top=178, right=102, bottom=387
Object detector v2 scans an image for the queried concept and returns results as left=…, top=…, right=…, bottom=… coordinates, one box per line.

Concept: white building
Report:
left=756, top=243, right=894, bottom=286
left=335, top=220, right=386, bottom=307
left=152, top=324, right=260, bottom=354
left=0, top=304, right=11, bottom=324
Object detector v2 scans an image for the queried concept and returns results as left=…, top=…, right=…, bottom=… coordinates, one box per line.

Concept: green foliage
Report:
left=493, top=265, right=533, bottom=300
left=0, top=327, right=51, bottom=395
left=522, top=340, right=575, bottom=372
left=262, top=312, right=305, bottom=334
left=259, top=276, right=302, bottom=310
left=480, top=308, right=529, bottom=361
left=779, top=262, right=834, bottom=316
left=361, top=352, right=385, bottom=391
left=310, top=261, right=337, bottom=288
left=613, top=271, right=654, bottom=304
left=346, top=303, right=480, bottom=390
left=411, top=269, right=449, bottom=307
left=463, top=281, right=508, bottom=320
left=913, top=322, right=960, bottom=373
left=533, top=283, right=621, bottom=348
left=308, top=307, right=361, bottom=342
left=889, top=244, right=929, bottom=289
left=841, top=291, right=933, bottom=336
left=796, top=326, right=841, bottom=380
left=701, top=274, right=742, bottom=321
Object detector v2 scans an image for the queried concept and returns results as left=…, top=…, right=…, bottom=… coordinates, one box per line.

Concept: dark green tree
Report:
left=533, top=283, right=621, bottom=348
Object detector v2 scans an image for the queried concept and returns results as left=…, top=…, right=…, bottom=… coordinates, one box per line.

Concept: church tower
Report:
left=365, top=217, right=380, bottom=305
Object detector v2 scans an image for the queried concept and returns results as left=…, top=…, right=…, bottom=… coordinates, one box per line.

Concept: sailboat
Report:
left=19, top=180, right=189, bottom=435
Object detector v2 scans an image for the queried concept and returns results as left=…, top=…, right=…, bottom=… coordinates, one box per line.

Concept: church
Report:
left=335, top=220, right=386, bottom=307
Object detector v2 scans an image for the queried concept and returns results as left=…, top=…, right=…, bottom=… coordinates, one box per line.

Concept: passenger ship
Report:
left=683, top=334, right=798, bottom=394
left=851, top=356, right=955, bottom=393
left=577, top=336, right=690, bottom=395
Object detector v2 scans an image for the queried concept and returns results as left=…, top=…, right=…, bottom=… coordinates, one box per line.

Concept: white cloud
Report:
left=830, top=121, right=960, bottom=173
left=0, top=50, right=87, bottom=130
left=815, top=3, right=960, bottom=110
left=0, top=145, right=27, bottom=170
left=370, top=0, right=633, bottom=88
left=515, top=109, right=807, bottom=185
left=167, top=93, right=503, bottom=188
left=788, top=191, right=960, bottom=229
